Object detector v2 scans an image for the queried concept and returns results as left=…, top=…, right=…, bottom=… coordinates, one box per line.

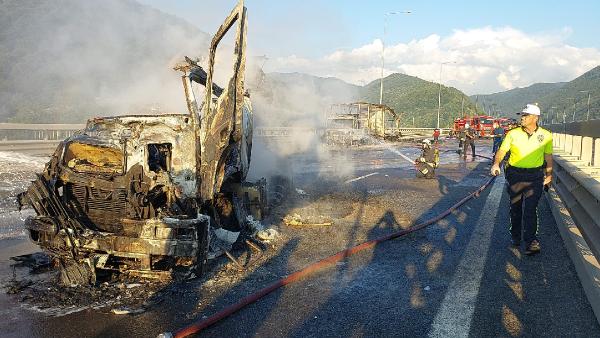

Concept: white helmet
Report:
left=422, top=139, right=431, bottom=145
left=465, top=123, right=470, bottom=128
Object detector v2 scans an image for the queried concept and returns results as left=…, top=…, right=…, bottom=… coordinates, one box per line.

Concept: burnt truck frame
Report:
left=18, top=1, right=265, bottom=285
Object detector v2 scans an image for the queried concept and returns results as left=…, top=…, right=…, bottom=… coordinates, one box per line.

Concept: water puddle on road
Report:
left=0, top=151, right=47, bottom=238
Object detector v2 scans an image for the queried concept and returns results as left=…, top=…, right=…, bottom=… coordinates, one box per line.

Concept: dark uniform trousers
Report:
left=505, top=166, right=544, bottom=243
left=463, top=139, right=475, bottom=158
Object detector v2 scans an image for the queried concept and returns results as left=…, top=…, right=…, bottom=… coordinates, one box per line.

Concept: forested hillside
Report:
left=360, top=73, right=479, bottom=127
left=473, top=65, right=600, bottom=121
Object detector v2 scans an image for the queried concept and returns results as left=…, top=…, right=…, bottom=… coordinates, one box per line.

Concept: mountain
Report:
left=472, top=65, right=600, bottom=122
left=472, top=83, right=566, bottom=117
left=538, top=66, right=600, bottom=122
left=0, top=0, right=210, bottom=123
left=360, top=73, right=478, bottom=128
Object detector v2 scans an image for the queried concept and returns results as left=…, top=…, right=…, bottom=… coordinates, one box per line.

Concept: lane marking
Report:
left=428, top=176, right=504, bottom=338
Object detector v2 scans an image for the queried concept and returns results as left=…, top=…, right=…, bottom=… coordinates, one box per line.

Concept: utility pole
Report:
left=580, top=90, right=591, bottom=120
left=437, top=61, right=455, bottom=128
left=567, top=97, right=576, bottom=122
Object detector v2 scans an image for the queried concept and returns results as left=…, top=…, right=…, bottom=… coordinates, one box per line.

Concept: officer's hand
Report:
left=490, top=164, right=501, bottom=176
left=543, top=174, right=552, bottom=187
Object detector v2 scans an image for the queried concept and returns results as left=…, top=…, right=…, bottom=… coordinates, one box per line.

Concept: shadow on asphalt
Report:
left=276, top=161, right=494, bottom=337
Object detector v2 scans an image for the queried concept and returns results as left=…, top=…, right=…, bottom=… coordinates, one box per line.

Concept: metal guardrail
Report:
left=552, top=131, right=600, bottom=258
left=0, top=123, right=453, bottom=152
left=0, top=140, right=62, bottom=152
left=0, top=123, right=86, bottom=130
left=549, top=123, right=600, bottom=323
left=0, top=123, right=85, bottom=142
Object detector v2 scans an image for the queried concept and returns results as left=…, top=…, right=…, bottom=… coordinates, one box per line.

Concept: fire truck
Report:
left=452, top=117, right=469, bottom=137
left=495, top=117, right=518, bottom=132
left=471, top=115, right=495, bottom=137
left=452, top=115, right=496, bottom=137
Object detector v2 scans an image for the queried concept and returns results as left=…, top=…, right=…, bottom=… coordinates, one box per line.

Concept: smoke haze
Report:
left=1, top=0, right=364, bottom=181
left=0, top=0, right=210, bottom=122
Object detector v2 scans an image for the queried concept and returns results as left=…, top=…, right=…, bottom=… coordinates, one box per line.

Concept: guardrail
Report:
left=0, top=123, right=85, bottom=141
left=0, top=140, right=62, bottom=152
left=551, top=129, right=600, bottom=258
left=0, top=123, right=453, bottom=152
left=548, top=120, right=600, bottom=323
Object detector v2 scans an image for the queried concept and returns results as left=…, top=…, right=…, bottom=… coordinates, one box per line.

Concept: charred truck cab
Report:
left=18, top=1, right=265, bottom=285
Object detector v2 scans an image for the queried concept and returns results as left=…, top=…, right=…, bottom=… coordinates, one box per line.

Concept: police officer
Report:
left=490, top=104, right=553, bottom=255
left=415, top=139, right=439, bottom=179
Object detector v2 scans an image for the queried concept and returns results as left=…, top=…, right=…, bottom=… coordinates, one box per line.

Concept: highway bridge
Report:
left=1, top=121, right=599, bottom=336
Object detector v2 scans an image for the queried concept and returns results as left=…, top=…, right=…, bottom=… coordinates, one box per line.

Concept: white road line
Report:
left=385, top=145, right=415, bottom=164
left=344, top=172, right=379, bottom=184
left=428, top=176, right=504, bottom=338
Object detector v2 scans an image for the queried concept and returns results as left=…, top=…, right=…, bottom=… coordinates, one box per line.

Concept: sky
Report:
left=139, top=0, right=600, bottom=95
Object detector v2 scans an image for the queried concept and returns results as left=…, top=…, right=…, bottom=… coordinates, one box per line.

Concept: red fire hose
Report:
left=164, top=175, right=497, bottom=338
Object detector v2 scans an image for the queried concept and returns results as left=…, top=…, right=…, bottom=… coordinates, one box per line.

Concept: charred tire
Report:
left=59, top=259, right=96, bottom=286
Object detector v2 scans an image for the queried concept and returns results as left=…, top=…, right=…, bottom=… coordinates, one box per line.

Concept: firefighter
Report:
left=457, top=125, right=466, bottom=155
left=415, top=139, right=439, bottom=179
left=433, top=128, right=441, bottom=143
left=463, top=123, right=476, bottom=159
left=490, top=103, right=553, bottom=255
left=492, top=121, right=505, bottom=154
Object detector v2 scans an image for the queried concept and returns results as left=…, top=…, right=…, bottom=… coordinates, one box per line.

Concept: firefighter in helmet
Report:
left=415, top=139, right=440, bottom=178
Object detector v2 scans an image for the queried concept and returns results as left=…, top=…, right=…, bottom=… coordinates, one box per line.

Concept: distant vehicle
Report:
left=452, top=115, right=498, bottom=138
left=452, top=117, right=469, bottom=137
left=495, top=117, right=518, bottom=132
left=468, top=115, right=493, bottom=137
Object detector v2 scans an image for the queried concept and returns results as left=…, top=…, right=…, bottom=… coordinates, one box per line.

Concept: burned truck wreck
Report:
left=17, top=2, right=265, bottom=285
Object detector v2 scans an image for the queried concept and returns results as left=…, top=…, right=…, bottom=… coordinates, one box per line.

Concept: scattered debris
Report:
left=10, top=252, right=52, bottom=274
left=283, top=214, right=332, bottom=227
left=245, top=215, right=264, bottom=234
left=256, top=228, right=279, bottom=241
left=295, top=188, right=307, bottom=195
left=111, top=307, right=145, bottom=315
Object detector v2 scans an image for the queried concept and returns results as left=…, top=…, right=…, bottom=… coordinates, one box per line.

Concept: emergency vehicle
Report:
left=452, top=117, right=470, bottom=137
left=495, top=117, right=517, bottom=132
left=471, top=115, right=495, bottom=137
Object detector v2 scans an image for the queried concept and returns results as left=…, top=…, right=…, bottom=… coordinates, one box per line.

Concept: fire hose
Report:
left=161, top=174, right=498, bottom=338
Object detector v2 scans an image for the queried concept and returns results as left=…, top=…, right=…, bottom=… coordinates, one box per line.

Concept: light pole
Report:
left=379, top=10, right=411, bottom=105
left=551, top=106, right=557, bottom=124
left=580, top=90, right=591, bottom=120
left=567, top=97, right=576, bottom=122
left=437, top=61, right=455, bottom=129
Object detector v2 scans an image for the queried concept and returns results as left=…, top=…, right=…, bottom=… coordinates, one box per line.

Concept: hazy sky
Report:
left=139, top=0, right=600, bottom=95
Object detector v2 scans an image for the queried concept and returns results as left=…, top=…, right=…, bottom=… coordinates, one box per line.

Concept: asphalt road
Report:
left=1, top=140, right=598, bottom=337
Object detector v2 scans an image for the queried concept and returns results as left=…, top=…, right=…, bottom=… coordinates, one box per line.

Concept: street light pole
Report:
left=437, top=61, right=455, bottom=129
left=379, top=11, right=411, bottom=105
left=580, top=90, right=591, bottom=120
left=567, top=97, right=576, bottom=121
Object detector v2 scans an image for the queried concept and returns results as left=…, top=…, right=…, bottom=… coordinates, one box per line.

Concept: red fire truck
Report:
left=452, top=115, right=495, bottom=137
left=452, top=117, right=469, bottom=137
left=495, top=117, right=517, bottom=132
left=471, top=115, right=495, bottom=137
